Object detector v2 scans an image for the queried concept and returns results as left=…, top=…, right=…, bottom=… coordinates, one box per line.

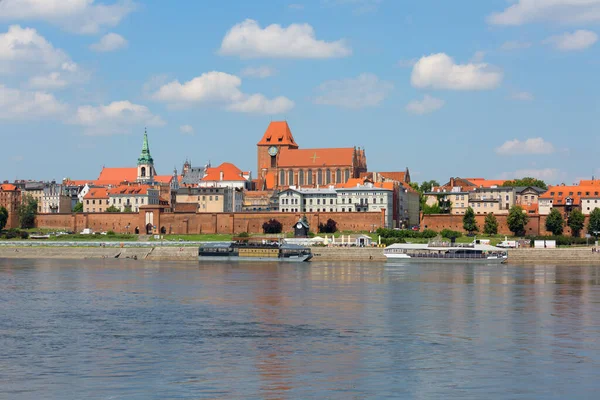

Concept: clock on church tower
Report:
left=268, top=146, right=278, bottom=156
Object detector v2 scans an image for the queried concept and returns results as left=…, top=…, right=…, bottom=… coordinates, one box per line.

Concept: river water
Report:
left=1, top=259, right=600, bottom=399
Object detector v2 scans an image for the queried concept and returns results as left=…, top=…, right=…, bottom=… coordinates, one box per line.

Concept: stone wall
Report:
left=35, top=210, right=385, bottom=235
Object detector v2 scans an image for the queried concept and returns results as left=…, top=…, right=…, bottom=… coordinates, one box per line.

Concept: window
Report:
left=209, top=196, right=213, bottom=201
left=279, top=170, right=285, bottom=186
left=119, top=198, right=122, bottom=204
left=326, top=169, right=331, bottom=184
left=336, top=169, right=341, bottom=183
left=330, top=199, right=333, bottom=205
left=309, top=199, right=313, bottom=205
left=298, top=170, right=304, bottom=186
left=92, top=208, right=95, bottom=212
left=317, top=199, right=320, bottom=205
left=307, top=169, right=313, bottom=185
left=92, top=199, right=95, bottom=204
left=86, top=200, right=89, bottom=204
left=288, top=170, right=294, bottom=185
left=141, top=166, right=146, bottom=177
left=342, top=208, right=345, bottom=212
left=135, top=198, right=138, bottom=204
left=344, top=169, right=350, bottom=182
left=317, top=170, right=323, bottom=185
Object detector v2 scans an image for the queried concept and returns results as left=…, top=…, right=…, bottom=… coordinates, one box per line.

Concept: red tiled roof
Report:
left=378, top=172, right=407, bottom=182
left=579, top=180, right=600, bottom=186
left=154, top=175, right=173, bottom=184
left=277, top=147, right=355, bottom=168
left=63, top=179, right=95, bottom=186
left=202, top=162, right=246, bottom=182
left=108, top=185, right=153, bottom=196
left=96, top=167, right=137, bottom=185
left=523, top=203, right=539, bottom=213
left=174, top=203, right=199, bottom=213
left=83, top=187, right=108, bottom=199
left=0, top=184, right=18, bottom=191
left=257, top=121, right=298, bottom=147
left=465, top=178, right=507, bottom=187
left=540, top=185, right=600, bottom=206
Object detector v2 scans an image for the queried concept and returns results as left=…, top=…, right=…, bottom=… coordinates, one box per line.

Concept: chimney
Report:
left=450, top=177, right=455, bottom=187
left=220, top=171, right=224, bottom=181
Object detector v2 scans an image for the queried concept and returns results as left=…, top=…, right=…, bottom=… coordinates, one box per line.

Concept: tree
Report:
left=483, top=213, right=498, bottom=235
left=73, top=202, right=83, bottom=212
left=318, top=218, right=337, bottom=234
left=462, top=207, right=478, bottom=234
left=545, top=208, right=564, bottom=235
left=419, top=180, right=440, bottom=194
left=105, top=205, right=121, bottom=213
left=263, top=219, right=283, bottom=234
left=568, top=209, right=585, bottom=237
left=17, top=195, right=38, bottom=229
left=502, top=177, right=547, bottom=190
left=507, top=205, right=529, bottom=236
left=123, top=205, right=132, bottom=213
left=588, top=208, right=600, bottom=238
left=0, top=206, right=8, bottom=231
left=441, top=229, right=462, bottom=243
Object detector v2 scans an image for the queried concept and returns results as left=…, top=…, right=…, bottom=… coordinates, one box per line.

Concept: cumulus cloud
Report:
left=72, top=100, right=165, bottom=135
left=219, top=19, right=351, bottom=59
left=511, top=91, right=534, bottom=101
left=496, top=138, right=555, bottom=155
left=28, top=72, right=68, bottom=89
left=500, top=40, right=533, bottom=50
left=0, top=0, right=137, bottom=34
left=152, top=71, right=294, bottom=115
left=543, top=30, right=598, bottom=51
left=405, top=95, right=445, bottom=115
left=313, top=73, right=393, bottom=109
left=488, top=0, right=600, bottom=25
left=241, top=66, right=276, bottom=78
left=0, top=84, right=67, bottom=120
left=500, top=168, right=562, bottom=181
left=90, top=32, right=128, bottom=52
left=411, top=53, right=502, bottom=90
left=180, top=125, right=194, bottom=134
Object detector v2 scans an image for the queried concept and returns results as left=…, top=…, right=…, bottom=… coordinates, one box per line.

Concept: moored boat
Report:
left=198, top=237, right=313, bottom=262
left=384, top=241, right=508, bottom=264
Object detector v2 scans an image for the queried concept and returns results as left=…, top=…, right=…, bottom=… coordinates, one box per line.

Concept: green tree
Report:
left=419, top=180, right=440, bottom=194
left=502, top=177, right=547, bottom=190
left=263, top=219, right=283, bottom=234
left=106, top=205, right=121, bottom=213
left=318, top=218, right=337, bottom=234
left=483, top=213, right=498, bottom=235
left=123, top=205, right=132, bottom=213
left=567, top=209, right=585, bottom=237
left=462, top=207, right=478, bottom=234
left=545, top=208, right=564, bottom=235
left=507, top=205, right=529, bottom=236
left=0, top=206, right=8, bottom=231
left=73, top=202, right=83, bottom=212
left=588, top=208, right=600, bottom=238
left=17, top=195, right=38, bottom=229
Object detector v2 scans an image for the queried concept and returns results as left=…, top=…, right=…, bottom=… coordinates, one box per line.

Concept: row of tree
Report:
left=262, top=218, right=338, bottom=235
left=0, top=195, right=38, bottom=231
left=73, top=203, right=131, bottom=213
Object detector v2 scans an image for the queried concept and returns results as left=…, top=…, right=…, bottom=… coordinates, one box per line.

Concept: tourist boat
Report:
left=198, top=237, right=313, bottom=262
left=384, top=241, right=508, bottom=264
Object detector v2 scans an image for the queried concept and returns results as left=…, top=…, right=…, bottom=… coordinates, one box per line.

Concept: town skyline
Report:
left=1, top=0, right=598, bottom=183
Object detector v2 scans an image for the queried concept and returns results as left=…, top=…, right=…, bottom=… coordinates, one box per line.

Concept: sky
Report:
left=0, top=0, right=599, bottom=185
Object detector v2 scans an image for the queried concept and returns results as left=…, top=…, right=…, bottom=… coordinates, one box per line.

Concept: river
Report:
left=1, top=259, right=600, bottom=399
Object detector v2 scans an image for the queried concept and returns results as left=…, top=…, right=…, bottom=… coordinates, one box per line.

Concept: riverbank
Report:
left=1, top=244, right=600, bottom=263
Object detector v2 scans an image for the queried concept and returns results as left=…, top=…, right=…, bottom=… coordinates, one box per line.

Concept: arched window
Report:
left=336, top=169, right=341, bottom=183
left=344, top=169, right=350, bottom=182
left=141, top=167, right=146, bottom=177
left=307, top=169, right=313, bottom=185
left=317, top=170, right=323, bottom=185
left=288, top=170, right=294, bottom=186
left=298, top=170, right=304, bottom=186
left=279, top=170, right=285, bottom=186
left=326, top=169, right=331, bottom=184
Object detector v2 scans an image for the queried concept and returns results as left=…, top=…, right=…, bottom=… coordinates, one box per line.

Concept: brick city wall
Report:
left=35, top=210, right=384, bottom=234
left=421, top=213, right=591, bottom=236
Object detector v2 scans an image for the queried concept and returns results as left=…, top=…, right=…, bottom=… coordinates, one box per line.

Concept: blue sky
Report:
left=0, top=0, right=598, bottom=185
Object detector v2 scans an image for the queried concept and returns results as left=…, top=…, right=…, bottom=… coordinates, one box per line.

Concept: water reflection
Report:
left=1, top=259, right=600, bottom=399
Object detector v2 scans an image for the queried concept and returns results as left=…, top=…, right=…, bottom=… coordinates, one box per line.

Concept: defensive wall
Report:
left=420, top=214, right=590, bottom=236
left=35, top=209, right=385, bottom=235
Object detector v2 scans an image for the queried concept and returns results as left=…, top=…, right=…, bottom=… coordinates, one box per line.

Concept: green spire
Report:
left=137, top=128, right=154, bottom=165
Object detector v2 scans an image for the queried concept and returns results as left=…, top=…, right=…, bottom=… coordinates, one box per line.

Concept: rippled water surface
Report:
left=2, top=259, right=600, bottom=399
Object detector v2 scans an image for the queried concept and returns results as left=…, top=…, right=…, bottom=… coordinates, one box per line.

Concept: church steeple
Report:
left=137, top=128, right=154, bottom=166
left=137, top=128, right=156, bottom=183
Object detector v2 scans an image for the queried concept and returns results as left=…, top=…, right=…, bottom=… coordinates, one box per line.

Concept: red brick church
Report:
left=256, top=121, right=367, bottom=190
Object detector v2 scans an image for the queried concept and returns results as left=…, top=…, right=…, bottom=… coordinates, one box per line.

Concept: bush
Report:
left=318, top=218, right=338, bottom=234
left=525, top=235, right=588, bottom=246
left=381, top=237, right=407, bottom=246
left=4, top=231, right=17, bottom=239
left=237, top=231, right=250, bottom=238
left=440, top=229, right=463, bottom=240
left=376, top=228, right=438, bottom=239
left=106, top=230, right=115, bottom=236
left=19, top=231, right=29, bottom=239
left=263, top=219, right=283, bottom=234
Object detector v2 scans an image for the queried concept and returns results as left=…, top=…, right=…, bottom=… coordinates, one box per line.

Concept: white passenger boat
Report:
left=384, top=242, right=508, bottom=264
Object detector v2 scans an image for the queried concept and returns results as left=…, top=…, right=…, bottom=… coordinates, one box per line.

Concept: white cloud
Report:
left=411, top=53, right=502, bottom=90
left=0, top=84, right=67, bottom=120
left=228, top=94, right=294, bottom=114
left=543, top=30, right=598, bottom=51
left=28, top=72, right=68, bottom=89
left=405, top=95, right=445, bottom=115
left=488, top=0, right=600, bottom=25
left=500, top=40, right=533, bottom=50
left=496, top=138, right=555, bottom=155
left=0, top=0, right=137, bottom=34
left=500, top=168, right=562, bottom=181
left=72, top=100, right=165, bottom=135
left=314, top=73, right=393, bottom=109
left=180, top=125, right=194, bottom=134
left=152, top=71, right=294, bottom=115
left=470, top=51, right=486, bottom=63
left=219, top=19, right=351, bottom=59
left=0, top=25, right=71, bottom=73
left=512, top=91, right=534, bottom=101
left=241, top=66, right=276, bottom=78
left=90, top=32, right=128, bottom=52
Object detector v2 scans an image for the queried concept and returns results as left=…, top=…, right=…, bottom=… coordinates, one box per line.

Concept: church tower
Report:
left=137, top=129, right=156, bottom=183
left=257, top=121, right=299, bottom=189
